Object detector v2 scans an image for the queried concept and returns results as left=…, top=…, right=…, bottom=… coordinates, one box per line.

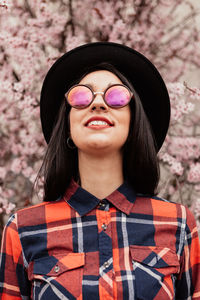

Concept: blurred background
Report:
left=0, top=0, right=200, bottom=240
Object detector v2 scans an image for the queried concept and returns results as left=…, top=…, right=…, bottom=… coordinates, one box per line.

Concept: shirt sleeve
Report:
left=0, top=214, right=31, bottom=300
left=175, top=206, right=200, bottom=300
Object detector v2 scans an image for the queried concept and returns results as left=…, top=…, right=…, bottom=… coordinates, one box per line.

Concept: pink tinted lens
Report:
left=67, top=86, right=92, bottom=107
left=105, top=85, right=131, bottom=107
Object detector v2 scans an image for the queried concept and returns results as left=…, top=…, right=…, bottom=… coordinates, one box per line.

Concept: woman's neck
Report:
left=77, top=150, right=124, bottom=199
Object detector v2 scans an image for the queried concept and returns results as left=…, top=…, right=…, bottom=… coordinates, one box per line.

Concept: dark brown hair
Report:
left=33, top=62, right=160, bottom=202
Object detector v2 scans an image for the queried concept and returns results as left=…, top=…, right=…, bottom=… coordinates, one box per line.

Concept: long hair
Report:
left=33, top=62, right=160, bottom=202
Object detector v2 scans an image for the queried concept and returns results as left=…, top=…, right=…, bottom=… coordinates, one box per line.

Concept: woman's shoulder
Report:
left=14, top=198, right=68, bottom=229
left=135, top=193, right=197, bottom=226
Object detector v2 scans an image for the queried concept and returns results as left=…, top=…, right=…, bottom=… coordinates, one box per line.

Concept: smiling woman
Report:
left=0, top=42, right=200, bottom=300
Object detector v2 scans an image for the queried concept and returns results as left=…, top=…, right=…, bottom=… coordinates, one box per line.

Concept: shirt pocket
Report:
left=130, top=245, right=180, bottom=300
left=28, top=252, right=85, bottom=300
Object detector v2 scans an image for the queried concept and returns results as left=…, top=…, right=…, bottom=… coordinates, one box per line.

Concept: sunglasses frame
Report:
left=65, top=83, right=134, bottom=109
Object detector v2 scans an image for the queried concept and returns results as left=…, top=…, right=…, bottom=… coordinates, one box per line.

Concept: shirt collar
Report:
left=63, top=179, right=136, bottom=217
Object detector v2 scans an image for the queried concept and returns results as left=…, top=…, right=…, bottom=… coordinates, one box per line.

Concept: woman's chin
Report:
left=76, top=137, right=117, bottom=153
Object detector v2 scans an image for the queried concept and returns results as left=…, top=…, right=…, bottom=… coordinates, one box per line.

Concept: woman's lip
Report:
left=85, top=116, right=114, bottom=126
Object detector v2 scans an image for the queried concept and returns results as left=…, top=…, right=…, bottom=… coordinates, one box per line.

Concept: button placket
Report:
left=96, top=202, right=113, bottom=292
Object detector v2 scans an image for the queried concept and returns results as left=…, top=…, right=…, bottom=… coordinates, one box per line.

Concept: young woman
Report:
left=0, top=42, right=200, bottom=300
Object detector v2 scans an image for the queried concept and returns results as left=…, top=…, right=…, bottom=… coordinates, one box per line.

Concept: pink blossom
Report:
left=0, top=0, right=11, bottom=10
left=169, top=162, right=184, bottom=176
left=22, top=166, right=34, bottom=178
left=188, top=163, right=200, bottom=183
left=195, top=185, right=200, bottom=192
left=191, top=199, right=200, bottom=234
left=10, top=158, right=22, bottom=173
left=159, top=153, right=184, bottom=176
left=188, top=87, right=200, bottom=100
left=0, top=188, right=15, bottom=214
left=0, top=167, right=6, bottom=179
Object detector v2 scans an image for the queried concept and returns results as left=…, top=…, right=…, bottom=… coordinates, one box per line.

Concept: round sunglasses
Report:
left=65, top=84, right=134, bottom=109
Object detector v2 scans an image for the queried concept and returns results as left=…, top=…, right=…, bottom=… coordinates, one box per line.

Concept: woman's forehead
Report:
left=78, top=70, right=123, bottom=87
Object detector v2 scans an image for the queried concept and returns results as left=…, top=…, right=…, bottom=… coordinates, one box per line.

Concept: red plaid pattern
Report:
left=0, top=179, right=200, bottom=299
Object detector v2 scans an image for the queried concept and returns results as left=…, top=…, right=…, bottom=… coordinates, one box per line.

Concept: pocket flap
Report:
left=130, top=245, right=179, bottom=269
left=28, top=252, right=85, bottom=280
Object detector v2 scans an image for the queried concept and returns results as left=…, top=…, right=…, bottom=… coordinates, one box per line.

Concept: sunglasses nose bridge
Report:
left=93, top=91, right=104, bottom=96
left=90, top=91, right=108, bottom=110
left=92, top=91, right=105, bottom=102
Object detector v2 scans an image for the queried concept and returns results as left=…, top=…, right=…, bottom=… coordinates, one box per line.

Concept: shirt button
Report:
left=54, top=265, right=60, bottom=273
left=101, top=223, right=107, bottom=231
left=103, top=261, right=109, bottom=268
left=99, top=201, right=106, bottom=208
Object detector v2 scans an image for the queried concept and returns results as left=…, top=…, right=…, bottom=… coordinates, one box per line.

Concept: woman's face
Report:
left=69, top=70, right=131, bottom=155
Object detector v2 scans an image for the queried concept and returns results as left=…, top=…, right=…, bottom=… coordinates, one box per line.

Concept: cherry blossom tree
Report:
left=0, top=0, right=200, bottom=235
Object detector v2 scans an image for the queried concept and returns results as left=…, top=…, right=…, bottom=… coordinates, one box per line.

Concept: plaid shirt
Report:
left=0, top=179, right=200, bottom=300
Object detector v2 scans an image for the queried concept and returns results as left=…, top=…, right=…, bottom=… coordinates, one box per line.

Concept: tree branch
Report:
left=24, top=0, right=36, bottom=18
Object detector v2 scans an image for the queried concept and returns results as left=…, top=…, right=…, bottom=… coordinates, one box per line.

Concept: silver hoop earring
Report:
left=67, top=137, right=76, bottom=149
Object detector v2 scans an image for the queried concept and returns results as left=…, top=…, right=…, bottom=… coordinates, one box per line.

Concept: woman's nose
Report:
left=90, top=93, right=108, bottom=111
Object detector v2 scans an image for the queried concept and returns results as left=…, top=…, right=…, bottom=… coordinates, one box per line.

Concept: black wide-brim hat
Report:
left=40, top=42, right=170, bottom=151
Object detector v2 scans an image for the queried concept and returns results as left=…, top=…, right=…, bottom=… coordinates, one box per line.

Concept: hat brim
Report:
left=40, top=42, right=170, bottom=151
